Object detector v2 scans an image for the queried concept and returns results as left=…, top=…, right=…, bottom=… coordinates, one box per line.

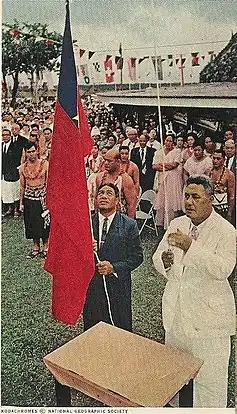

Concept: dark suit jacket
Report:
left=12, top=135, right=28, bottom=166
left=228, top=156, right=236, bottom=175
left=83, top=212, right=143, bottom=331
left=2, top=141, right=20, bottom=182
left=130, top=146, right=156, bottom=191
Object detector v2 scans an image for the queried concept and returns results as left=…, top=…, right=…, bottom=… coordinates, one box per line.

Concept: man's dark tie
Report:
left=100, top=217, right=108, bottom=249
left=226, top=157, right=231, bottom=169
left=3, top=144, right=7, bottom=154
left=141, top=148, right=144, bottom=160
left=150, top=143, right=153, bottom=148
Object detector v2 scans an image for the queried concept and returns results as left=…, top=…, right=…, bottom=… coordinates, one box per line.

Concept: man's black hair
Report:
left=97, top=182, right=119, bottom=198
left=213, top=148, right=225, bottom=158
left=193, top=138, right=205, bottom=150
left=119, top=145, right=129, bottom=152
left=43, top=127, right=52, bottom=133
left=25, top=141, right=37, bottom=151
left=31, top=123, right=40, bottom=130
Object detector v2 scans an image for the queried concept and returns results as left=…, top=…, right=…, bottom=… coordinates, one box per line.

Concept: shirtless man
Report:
left=119, top=145, right=140, bottom=197
left=211, top=149, right=235, bottom=223
left=19, top=142, right=49, bottom=258
left=96, top=149, right=136, bottom=218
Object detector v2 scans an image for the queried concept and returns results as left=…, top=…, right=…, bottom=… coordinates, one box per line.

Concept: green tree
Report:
left=2, top=21, right=63, bottom=107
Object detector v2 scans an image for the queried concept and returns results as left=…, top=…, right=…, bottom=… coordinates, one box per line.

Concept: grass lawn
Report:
left=1, top=216, right=235, bottom=407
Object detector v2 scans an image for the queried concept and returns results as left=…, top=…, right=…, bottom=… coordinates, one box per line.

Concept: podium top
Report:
left=43, top=322, right=203, bottom=407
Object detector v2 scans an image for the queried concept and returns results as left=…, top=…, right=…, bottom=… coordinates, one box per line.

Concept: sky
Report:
left=3, top=0, right=237, bottom=85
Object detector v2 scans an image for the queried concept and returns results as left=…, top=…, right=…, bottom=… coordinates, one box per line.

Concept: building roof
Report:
left=96, top=82, right=237, bottom=109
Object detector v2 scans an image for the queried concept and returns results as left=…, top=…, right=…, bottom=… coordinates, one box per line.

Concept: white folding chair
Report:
left=136, top=186, right=143, bottom=210
left=136, top=189, right=158, bottom=236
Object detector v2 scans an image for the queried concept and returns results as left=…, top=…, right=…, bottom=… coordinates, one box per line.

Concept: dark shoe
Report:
left=27, top=250, right=40, bottom=259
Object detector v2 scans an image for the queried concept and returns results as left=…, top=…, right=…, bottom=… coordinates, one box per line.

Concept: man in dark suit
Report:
left=83, top=183, right=143, bottom=332
left=2, top=128, right=21, bottom=217
left=11, top=123, right=28, bottom=165
left=224, top=139, right=236, bottom=175
left=130, top=134, right=156, bottom=192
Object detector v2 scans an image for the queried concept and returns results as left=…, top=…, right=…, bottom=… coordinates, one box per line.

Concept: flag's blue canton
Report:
left=58, top=2, right=77, bottom=119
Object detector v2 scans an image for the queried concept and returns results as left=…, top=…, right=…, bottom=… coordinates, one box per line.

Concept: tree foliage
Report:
left=200, top=33, right=237, bottom=83
left=2, top=20, right=63, bottom=107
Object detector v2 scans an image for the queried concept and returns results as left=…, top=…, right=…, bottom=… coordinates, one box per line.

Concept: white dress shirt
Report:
left=147, top=140, right=162, bottom=151
left=98, top=211, right=118, bottom=277
left=98, top=211, right=116, bottom=244
left=2, top=141, right=11, bottom=153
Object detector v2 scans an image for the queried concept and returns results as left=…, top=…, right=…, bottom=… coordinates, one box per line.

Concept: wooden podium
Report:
left=43, top=322, right=203, bottom=407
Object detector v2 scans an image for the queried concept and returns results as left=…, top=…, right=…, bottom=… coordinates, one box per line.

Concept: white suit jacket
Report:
left=153, top=210, right=236, bottom=338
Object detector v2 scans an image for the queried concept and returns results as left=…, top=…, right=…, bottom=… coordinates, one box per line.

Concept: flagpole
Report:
left=151, top=0, right=170, bottom=229
left=179, top=53, right=185, bottom=86
left=119, top=43, right=123, bottom=86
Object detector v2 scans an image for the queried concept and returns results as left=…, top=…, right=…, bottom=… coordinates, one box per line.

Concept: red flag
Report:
left=44, top=1, right=95, bottom=325
left=104, top=59, right=114, bottom=83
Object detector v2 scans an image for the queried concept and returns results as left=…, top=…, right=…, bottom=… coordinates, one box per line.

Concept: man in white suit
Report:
left=153, top=175, right=236, bottom=408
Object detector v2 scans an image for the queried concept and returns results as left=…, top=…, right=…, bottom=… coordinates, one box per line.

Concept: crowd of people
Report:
left=1, top=96, right=236, bottom=408
left=1, top=96, right=236, bottom=257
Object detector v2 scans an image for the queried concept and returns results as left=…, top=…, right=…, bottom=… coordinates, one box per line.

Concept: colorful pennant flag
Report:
left=88, top=51, right=95, bottom=59
left=93, top=62, right=101, bottom=72
left=138, top=56, right=149, bottom=64
left=79, top=49, right=86, bottom=58
left=115, top=56, right=123, bottom=69
left=191, top=52, right=200, bottom=66
left=128, top=58, right=136, bottom=81
left=151, top=56, right=164, bottom=80
left=168, top=54, right=173, bottom=67
left=104, top=59, right=114, bottom=83
left=208, top=51, right=216, bottom=62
